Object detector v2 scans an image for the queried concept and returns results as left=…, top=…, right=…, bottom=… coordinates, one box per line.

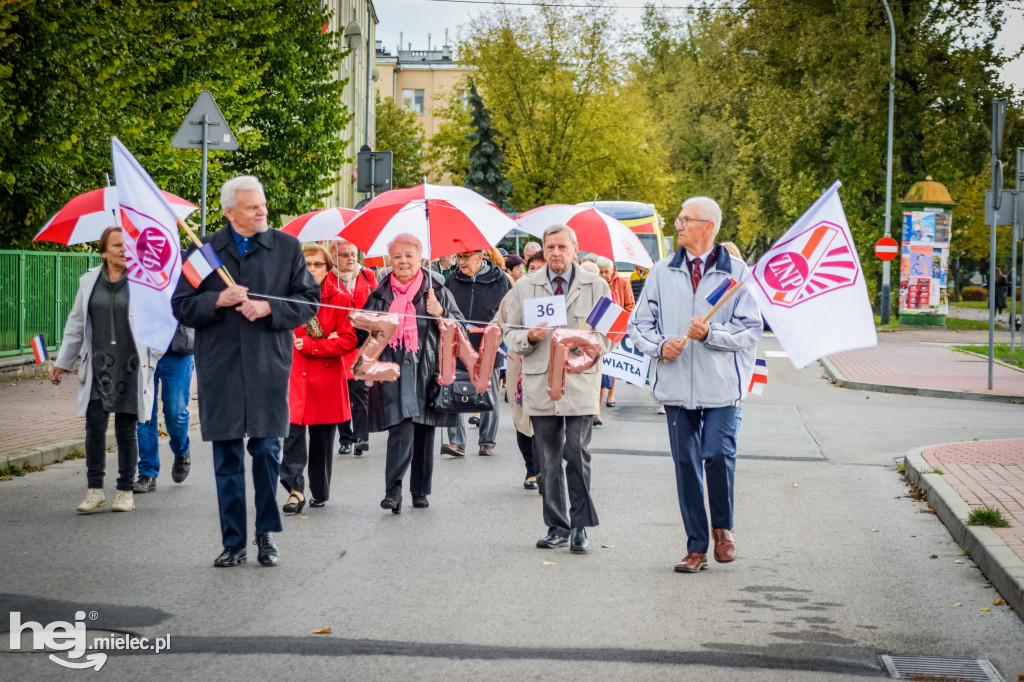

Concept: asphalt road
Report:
left=2, top=335, right=1023, bottom=681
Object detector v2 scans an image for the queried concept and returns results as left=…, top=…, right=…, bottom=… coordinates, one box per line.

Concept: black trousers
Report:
left=339, top=378, right=369, bottom=445
left=85, top=398, right=138, bottom=491
left=517, top=430, right=538, bottom=478
left=384, top=419, right=435, bottom=498
left=531, top=415, right=599, bottom=534
left=280, top=423, right=336, bottom=502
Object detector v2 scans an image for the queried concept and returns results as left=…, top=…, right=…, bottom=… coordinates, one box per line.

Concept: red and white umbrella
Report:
left=282, top=207, right=358, bottom=242
left=33, top=187, right=198, bottom=245
left=339, top=183, right=517, bottom=258
left=514, top=204, right=655, bottom=268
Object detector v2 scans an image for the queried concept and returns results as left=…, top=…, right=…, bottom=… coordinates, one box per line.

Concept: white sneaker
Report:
left=112, top=490, right=135, bottom=512
left=77, top=489, right=106, bottom=513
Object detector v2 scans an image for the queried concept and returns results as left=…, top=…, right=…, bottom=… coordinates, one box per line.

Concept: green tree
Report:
left=463, top=79, right=513, bottom=212
left=374, top=92, right=425, bottom=189
left=437, top=3, right=670, bottom=212
left=0, top=0, right=350, bottom=248
left=424, top=84, right=472, bottom=186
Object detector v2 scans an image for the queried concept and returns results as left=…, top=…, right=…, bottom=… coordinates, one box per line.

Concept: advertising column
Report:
left=898, top=177, right=957, bottom=326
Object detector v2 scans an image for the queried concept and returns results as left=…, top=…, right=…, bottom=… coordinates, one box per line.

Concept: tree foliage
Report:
left=0, top=0, right=351, bottom=249
left=375, top=92, right=425, bottom=189
left=435, top=2, right=670, bottom=213
left=463, top=79, right=513, bottom=212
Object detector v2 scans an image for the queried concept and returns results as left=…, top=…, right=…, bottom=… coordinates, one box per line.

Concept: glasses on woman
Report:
left=306, top=261, right=327, bottom=269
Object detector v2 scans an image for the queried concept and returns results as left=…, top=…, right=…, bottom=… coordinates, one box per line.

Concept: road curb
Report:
left=904, top=445, right=1024, bottom=624
left=819, top=355, right=1024, bottom=404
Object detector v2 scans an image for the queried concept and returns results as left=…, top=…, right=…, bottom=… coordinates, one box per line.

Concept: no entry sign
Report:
left=875, top=236, right=899, bottom=261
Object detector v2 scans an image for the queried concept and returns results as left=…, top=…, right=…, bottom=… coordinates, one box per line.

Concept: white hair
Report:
left=596, top=256, right=614, bottom=270
left=580, top=261, right=599, bottom=275
left=221, top=175, right=265, bottom=210
left=680, top=196, right=723, bottom=237
left=523, top=241, right=542, bottom=257
left=543, top=223, right=578, bottom=248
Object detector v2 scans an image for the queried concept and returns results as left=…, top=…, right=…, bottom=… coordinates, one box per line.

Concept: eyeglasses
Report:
left=676, top=217, right=711, bottom=228
left=455, top=253, right=479, bottom=261
left=306, top=261, right=327, bottom=269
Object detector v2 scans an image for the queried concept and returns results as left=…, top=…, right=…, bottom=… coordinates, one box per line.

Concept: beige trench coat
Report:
left=502, top=265, right=615, bottom=417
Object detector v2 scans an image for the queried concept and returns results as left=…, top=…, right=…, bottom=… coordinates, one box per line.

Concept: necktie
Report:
left=553, top=275, right=565, bottom=295
left=690, top=257, right=702, bottom=292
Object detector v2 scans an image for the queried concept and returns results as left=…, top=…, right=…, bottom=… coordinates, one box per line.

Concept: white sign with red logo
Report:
left=111, top=137, right=182, bottom=351
left=743, top=181, right=877, bottom=370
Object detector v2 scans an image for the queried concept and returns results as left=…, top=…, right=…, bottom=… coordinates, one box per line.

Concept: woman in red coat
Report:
left=280, top=245, right=358, bottom=513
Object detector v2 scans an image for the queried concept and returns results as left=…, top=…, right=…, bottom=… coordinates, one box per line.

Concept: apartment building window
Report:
left=402, top=89, right=425, bottom=115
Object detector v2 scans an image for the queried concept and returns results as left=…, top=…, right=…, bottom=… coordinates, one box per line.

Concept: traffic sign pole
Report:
left=201, top=113, right=208, bottom=236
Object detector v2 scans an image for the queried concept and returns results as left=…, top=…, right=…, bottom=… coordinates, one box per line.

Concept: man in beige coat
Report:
left=503, top=225, right=615, bottom=553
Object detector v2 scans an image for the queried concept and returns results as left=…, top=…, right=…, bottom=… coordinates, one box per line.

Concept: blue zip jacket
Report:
left=627, top=245, right=763, bottom=408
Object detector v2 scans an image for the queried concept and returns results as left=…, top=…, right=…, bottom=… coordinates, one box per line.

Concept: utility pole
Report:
left=988, top=97, right=1008, bottom=390
left=880, top=0, right=896, bottom=325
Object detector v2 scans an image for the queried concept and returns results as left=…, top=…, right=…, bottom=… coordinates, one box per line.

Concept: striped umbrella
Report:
left=33, top=187, right=198, bottom=245
left=281, top=207, right=358, bottom=242
left=339, top=183, right=517, bottom=258
left=514, top=204, right=655, bottom=268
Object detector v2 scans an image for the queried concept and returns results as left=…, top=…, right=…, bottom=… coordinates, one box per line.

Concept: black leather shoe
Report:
left=570, top=528, right=590, bottom=554
left=171, top=454, right=190, bottom=483
left=309, top=499, right=327, bottom=508
left=536, top=531, right=569, bottom=549
left=593, top=417, right=603, bottom=427
left=255, top=533, right=279, bottom=566
left=282, top=494, right=305, bottom=514
left=412, top=495, right=429, bottom=508
left=338, top=442, right=352, bottom=455
left=355, top=439, right=369, bottom=455
left=213, top=547, right=246, bottom=567
left=380, top=492, right=402, bottom=514
left=133, top=475, right=156, bottom=494
left=524, top=477, right=538, bottom=490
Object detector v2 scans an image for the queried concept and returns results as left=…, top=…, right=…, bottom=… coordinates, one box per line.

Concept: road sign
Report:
left=171, top=91, right=238, bottom=150
left=875, top=237, right=898, bottom=261
left=984, top=190, right=1020, bottom=226
left=357, top=147, right=392, bottom=194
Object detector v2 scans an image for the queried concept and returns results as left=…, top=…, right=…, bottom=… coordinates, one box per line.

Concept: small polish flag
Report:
left=748, top=358, right=767, bottom=395
left=181, top=243, right=223, bottom=288
left=585, top=296, right=630, bottom=343
left=30, top=334, right=48, bottom=364
left=706, top=278, right=739, bottom=306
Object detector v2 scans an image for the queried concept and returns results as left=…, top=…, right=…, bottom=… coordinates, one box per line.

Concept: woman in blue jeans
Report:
left=49, top=227, right=162, bottom=514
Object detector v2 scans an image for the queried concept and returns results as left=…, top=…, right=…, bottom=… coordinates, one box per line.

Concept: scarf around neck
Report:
left=388, top=268, right=424, bottom=352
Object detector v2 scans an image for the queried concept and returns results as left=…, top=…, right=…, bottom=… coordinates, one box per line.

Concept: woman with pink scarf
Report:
left=363, top=234, right=466, bottom=513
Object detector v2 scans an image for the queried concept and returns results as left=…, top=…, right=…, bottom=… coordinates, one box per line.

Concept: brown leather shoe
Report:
left=674, top=552, right=708, bottom=573
left=478, top=445, right=494, bottom=456
left=712, top=528, right=736, bottom=562
left=440, top=443, right=465, bottom=456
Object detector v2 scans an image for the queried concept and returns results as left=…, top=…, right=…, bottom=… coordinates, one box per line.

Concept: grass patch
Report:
left=896, top=460, right=906, bottom=473
left=960, top=546, right=971, bottom=556
left=952, top=343, right=1024, bottom=363
left=946, top=317, right=992, bottom=331
left=63, top=450, right=86, bottom=461
left=950, top=301, right=990, bottom=309
left=922, top=467, right=944, bottom=475
left=967, top=507, right=1010, bottom=528
left=0, top=462, right=26, bottom=478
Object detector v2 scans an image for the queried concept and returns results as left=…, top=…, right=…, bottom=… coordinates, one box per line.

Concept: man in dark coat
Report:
left=441, top=250, right=511, bottom=456
left=172, top=175, right=319, bottom=568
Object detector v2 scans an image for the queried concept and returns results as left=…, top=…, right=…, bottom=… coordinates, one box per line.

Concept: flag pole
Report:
left=675, top=282, right=744, bottom=353
left=177, top=219, right=236, bottom=287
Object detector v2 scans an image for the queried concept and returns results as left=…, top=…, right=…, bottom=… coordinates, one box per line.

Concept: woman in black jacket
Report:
left=363, top=234, right=465, bottom=513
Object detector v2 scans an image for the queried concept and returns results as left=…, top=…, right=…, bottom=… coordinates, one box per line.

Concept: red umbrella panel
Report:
left=514, top=204, right=655, bottom=268
left=33, top=187, right=198, bottom=246
left=339, top=183, right=518, bottom=259
left=281, top=207, right=358, bottom=242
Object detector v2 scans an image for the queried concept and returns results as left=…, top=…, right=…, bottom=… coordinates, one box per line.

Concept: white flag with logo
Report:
left=111, top=137, right=181, bottom=351
left=742, top=180, right=877, bottom=369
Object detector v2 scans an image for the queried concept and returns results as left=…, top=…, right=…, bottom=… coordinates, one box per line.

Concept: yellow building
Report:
left=375, top=40, right=471, bottom=141
left=324, top=0, right=379, bottom=209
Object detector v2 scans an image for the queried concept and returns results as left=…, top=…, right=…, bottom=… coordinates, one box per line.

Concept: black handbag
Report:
left=430, top=369, right=494, bottom=414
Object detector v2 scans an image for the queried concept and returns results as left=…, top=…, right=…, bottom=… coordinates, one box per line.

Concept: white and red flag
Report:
left=111, top=137, right=181, bottom=351
left=743, top=181, right=876, bottom=369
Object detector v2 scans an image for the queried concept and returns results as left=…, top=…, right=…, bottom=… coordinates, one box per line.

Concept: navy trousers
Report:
left=212, top=438, right=283, bottom=550
left=665, top=405, right=738, bottom=554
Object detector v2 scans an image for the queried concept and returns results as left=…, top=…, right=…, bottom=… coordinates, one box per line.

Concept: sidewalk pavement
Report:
left=821, top=325, right=1024, bottom=623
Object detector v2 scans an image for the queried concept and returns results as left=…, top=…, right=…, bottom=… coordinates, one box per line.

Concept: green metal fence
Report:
left=0, top=250, right=103, bottom=357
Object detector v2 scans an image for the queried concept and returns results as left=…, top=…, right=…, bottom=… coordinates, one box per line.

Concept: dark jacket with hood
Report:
left=443, top=259, right=512, bottom=350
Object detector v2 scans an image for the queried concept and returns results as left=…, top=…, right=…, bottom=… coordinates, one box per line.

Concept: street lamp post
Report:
left=880, top=0, right=896, bottom=326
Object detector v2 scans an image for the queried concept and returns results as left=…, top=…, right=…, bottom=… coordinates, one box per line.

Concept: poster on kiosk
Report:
left=898, top=177, right=956, bottom=322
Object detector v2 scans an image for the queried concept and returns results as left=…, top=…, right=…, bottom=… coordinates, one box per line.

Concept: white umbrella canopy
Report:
left=281, top=207, right=358, bottom=241
left=514, top=204, right=655, bottom=268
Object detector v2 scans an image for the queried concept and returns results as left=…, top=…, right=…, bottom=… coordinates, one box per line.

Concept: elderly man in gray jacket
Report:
left=503, top=225, right=615, bottom=553
left=628, top=196, right=762, bottom=574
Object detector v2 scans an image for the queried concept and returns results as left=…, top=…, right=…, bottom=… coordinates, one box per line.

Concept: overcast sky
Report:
left=375, top=0, right=1024, bottom=94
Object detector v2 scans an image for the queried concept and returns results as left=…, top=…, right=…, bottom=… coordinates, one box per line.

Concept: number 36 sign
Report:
left=523, top=295, right=567, bottom=328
